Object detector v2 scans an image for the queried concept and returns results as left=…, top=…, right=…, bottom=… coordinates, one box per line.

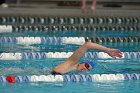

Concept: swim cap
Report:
left=80, top=60, right=95, bottom=69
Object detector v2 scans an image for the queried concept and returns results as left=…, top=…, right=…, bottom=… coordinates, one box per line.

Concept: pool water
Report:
left=0, top=43, right=140, bottom=93
left=0, top=16, right=140, bottom=93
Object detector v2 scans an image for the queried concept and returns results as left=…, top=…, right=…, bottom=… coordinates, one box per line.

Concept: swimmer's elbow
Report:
left=83, top=42, right=94, bottom=49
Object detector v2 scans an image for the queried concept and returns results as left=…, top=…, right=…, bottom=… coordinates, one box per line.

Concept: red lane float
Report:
left=6, top=75, right=16, bottom=83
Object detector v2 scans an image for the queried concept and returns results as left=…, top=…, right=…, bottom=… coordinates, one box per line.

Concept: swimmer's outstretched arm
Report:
left=53, top=42, right=122, bottom=74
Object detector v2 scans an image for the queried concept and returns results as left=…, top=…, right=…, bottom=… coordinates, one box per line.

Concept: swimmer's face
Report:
left=77, top=63, right=92, bottom=71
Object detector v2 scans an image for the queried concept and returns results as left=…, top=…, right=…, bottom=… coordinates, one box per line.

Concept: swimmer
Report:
left=51, top=42, right=122, bottom=75
left=1, top=42, right=122, bottom=75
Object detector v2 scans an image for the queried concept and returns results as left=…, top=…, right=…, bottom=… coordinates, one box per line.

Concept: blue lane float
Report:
left=0, top=73, right=140, bottom=83
left=0, top=52, right=140, bottom=60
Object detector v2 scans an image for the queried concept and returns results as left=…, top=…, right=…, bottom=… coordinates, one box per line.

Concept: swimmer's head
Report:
left=77, top=60, right=95, bottom=71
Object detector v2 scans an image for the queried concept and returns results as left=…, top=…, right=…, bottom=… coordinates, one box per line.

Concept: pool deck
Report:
left=0, top=4, right=140, bottom=17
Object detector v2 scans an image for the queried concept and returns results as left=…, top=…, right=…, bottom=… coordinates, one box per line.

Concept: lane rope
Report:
left=0, top=52, right=140, bottom=60
left=0, top=25, right=140, bottom=33
left=0, top=37, right=140, bottom=45
left=0, top=16, right=139, bottom=25
left=0, top=73, right=140, bottom=83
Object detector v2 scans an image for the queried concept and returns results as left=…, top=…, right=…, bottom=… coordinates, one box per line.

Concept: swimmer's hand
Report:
left=106, top=48, right=122, bottom=58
